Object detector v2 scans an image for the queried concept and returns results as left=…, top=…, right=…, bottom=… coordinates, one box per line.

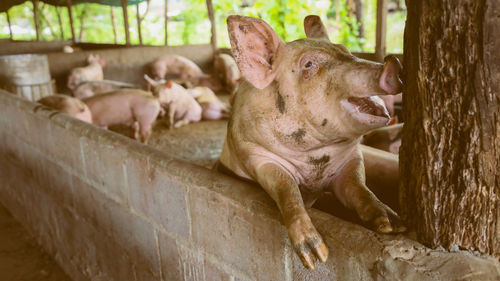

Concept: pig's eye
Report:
left=300, top=54, right=323, bottom=80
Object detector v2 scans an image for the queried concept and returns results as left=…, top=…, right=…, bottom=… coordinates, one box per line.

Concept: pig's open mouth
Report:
left=341, top=96, right=391, bottom=126
left=346, top=97, right=389, bottom=118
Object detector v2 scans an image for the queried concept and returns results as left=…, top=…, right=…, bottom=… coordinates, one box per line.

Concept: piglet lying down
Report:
left=145, top=75, right=202, bottom=129
left=188, top=86, right=231, bottom=120
left=83, top=89, right=162, bottom=143
left=73, top=80, right=137, bottom=99
left=37, top=94, right=92, bottom=123
left=217, top=15, right=405, bottom=269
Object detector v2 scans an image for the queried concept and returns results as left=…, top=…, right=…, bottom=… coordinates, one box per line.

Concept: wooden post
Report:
left=55, top=6, right=65, bottom=40
left=353, top=0, right=364, bottom=39
left=67, top=0, right=76, bottom=43
left=375, top=0, right=387, bottom=62
left=164, top=0, right=168, bottom=45
left=38, top=3, right=57, bottom=39
left=78, top=5, right=87, bottom=41
left=206, top=0, right=216, bottom=53
left=5, top=10, right=13, bottom=40
left=121, top=0, right=131, bottom=45
left=136, top=4, right=143, bottom=45
left=401, top=0, right=500, bottom=258
left=111, top=6, right=118, bottom=44
left=32, top=0, right=40, bottom=41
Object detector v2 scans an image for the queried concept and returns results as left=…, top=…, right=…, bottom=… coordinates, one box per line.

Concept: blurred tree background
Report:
left=0, top=0, right=406, bottom=53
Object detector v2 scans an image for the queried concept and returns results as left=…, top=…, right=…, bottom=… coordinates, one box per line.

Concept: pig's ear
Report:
left=304, top=15, right=329, bottom=41
left=227, top=15, right=284, bottom=90
left=87, top=55, right=94, bottom=64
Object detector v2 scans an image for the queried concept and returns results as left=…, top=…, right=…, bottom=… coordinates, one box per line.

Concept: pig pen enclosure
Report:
left=1, top=0, right=500, bottom=281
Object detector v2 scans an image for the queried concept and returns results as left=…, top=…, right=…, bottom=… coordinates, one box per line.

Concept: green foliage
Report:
left=174, top=0, right=210, bottom=45
left=0, top=0, right=406, bottom=54
left=0, top=2, right=37, bottom=40
left=362, top=0, right=377, bottom=52
left=327, top=0, right=363, bottom=51
left=386, top=1, right=405, bottom=53
left=213, top=0, right=366, bottom=50
left=246, top=0, right=310, bottom=41
left=213, top=0, right=314, bottom=47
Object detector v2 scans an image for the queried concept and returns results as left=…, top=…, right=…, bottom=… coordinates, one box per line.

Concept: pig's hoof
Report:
left=288, top=217, right=329, bottom=269
left=368, top=204, right=406, bottom=234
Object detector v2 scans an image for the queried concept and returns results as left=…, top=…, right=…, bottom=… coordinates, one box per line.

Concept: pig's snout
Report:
left=379, top=55, right=403, bottom=95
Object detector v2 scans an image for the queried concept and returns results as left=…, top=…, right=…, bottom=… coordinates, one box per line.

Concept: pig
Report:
left=73, top=80, right=137, bottom=99
left=193, top=75, right=224, bottom=92
left=82, top=89, right=161, bottom=143
left=216, top=15, right=405, bottom=269
left=362, top=123, right=403, bottom=154
left=37, top=94, right=92, bottom=123
left=144, top=75, right=202, bottom=128
left=188, top=86, right=231, bottom=120
left=214, top=53, right=242, bottom=94
left=150, top=55, right=208, bottom=86
left=67, top=54, right=106, bottom=90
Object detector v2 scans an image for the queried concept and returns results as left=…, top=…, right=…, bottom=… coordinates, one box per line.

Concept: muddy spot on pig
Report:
left=276, top=91, right=286, bottom=113
left=239, top=24, right=248, bottom=33
left=309, top=155, right=330, bottom=165
left=308, top=155, right=331, bottom=182
left=291, top=128, right=306, bottom=143
left=322, top=119, right=328, bottom=126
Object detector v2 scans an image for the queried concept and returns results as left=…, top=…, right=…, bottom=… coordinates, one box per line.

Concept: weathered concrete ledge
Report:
left=0, top=89, right=498, bottom=281
left=0, top=39, right=73, bottom=56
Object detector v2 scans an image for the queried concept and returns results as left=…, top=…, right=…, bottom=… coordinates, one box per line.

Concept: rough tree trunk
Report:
left=164, top=0, right=168, bottom=45
left=401, top=0, right=500, bottom=258
left=67, top=1, right=76, bottom=44
left=78, top=5, right=87, bottom=41
left=32, top=0, right=40, bottom=41
left=110, top=7, right=118, bottom=44
left=136, top=4, right=142, bottom=45
left=55, top=7, right=65, bottom=40
left=347, top=0, right=364, bottom=39
left=121, top=0, right=131, bottom=45
left=205, top=0, right=217, bottom=52
left=353, top=0, right=363, bottom=39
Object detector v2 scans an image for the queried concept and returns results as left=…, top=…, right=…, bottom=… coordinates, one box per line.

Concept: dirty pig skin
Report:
left=218, top=15, right=405, bottom=270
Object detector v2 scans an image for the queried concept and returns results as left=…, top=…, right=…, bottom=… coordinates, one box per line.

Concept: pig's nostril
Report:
left=380, top=55, right=403, bottom=95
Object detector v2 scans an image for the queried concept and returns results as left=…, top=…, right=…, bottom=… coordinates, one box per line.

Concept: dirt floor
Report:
left=110, top=117, right=228, bottom=169
left=148, top=118, right=227, bottom=168
left=0, top=203, right=72, bottom=281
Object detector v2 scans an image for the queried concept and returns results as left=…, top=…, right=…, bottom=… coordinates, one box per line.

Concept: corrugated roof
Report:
left=1, top=0, right=148, bottom=13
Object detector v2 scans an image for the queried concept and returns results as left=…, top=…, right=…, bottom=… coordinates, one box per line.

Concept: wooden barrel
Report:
left=0, top=54, right=54, bottom=101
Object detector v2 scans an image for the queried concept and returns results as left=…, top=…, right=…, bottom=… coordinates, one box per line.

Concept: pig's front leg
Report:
left=255, top=163, right=328, bottom=269
left=158, top=107, right=166, bottom=117
left=168, top=105, right=176, bottom=128
left=330, top=158, right=406, bottom=233
left=132, top=121, right=140, bottom=141
left=173, top=117, right=190, bottom=128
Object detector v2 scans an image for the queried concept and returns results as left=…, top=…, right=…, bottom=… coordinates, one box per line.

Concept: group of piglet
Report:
left=37, top=49, right=402, bottom=155
left=37, top=53, right=240, bottom=143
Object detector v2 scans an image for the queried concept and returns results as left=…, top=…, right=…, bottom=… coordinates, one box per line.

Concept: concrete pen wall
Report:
left=0, top=90, right=498, bottom=281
